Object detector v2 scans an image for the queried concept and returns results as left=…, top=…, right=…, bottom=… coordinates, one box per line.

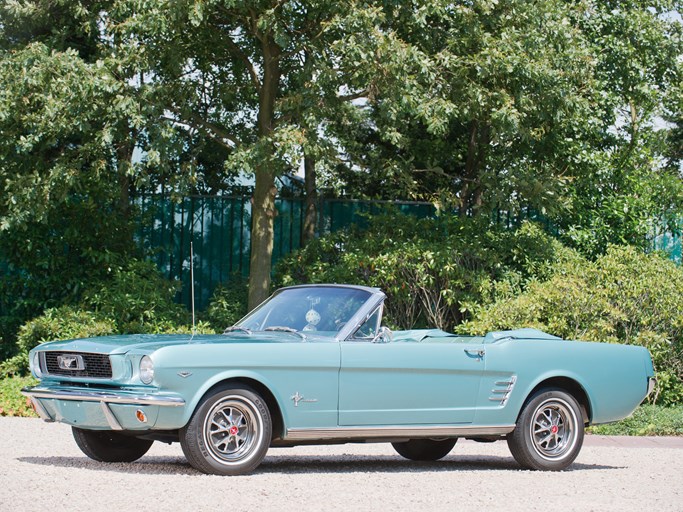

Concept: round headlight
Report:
left=32, top=352, right=42, bottom=378
left=139, top=355, right=154, bottom=384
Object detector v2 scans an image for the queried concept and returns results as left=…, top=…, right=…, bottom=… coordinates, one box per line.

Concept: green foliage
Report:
left=0, top=307, right=116, bottom=378
left=205, top=279, right=249, bottom=332
left=82, top=260, right=188, bottom=334
left=0, top=41, right=138, bottom=337
left=460, top=246, right=683, bottom=406
left=16, top=307, right=116, bottom=355
left=588, top=404, right=683, bottom=437
left=0, top=376, right=38, bottom=417
left=0, top=43, right=122, bottom=230
left=0, top=259, right=210, bottom=378
left=276, top=212, right=568, bottom=330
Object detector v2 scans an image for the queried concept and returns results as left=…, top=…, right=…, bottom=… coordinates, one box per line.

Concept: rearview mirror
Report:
left=373, top=326, right=393, bottom=343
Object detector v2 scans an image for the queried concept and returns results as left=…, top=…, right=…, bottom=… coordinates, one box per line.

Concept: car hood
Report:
left=34, top=332, right=327, bottom=356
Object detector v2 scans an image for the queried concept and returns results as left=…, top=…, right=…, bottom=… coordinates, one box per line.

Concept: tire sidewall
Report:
left=392, top=438, right=458, bottom=461
left=182, top=386, right=272, bottom=475
left=510, top=388, right=585, bottom=471
left=72, top=427, right=153, bottom=463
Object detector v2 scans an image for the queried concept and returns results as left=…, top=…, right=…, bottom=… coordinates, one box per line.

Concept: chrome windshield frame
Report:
left=234, top=284, right=386, bottom=342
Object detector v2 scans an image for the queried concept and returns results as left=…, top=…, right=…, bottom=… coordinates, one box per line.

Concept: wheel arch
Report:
left=192, top=375, right=285, bottom=441
left=523, top=376, right=592, bottom=424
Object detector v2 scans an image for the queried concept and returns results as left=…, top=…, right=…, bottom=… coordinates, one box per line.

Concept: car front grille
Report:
left=44, top=352, right=113, bottom=379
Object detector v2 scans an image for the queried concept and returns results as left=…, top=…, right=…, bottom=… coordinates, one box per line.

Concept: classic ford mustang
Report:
left=23, top=284, right=655, bottom=475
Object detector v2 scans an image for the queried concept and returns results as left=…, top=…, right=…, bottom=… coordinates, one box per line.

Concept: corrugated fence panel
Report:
left=134, top=196, right=436, bottom=309
left=136, top=195, right=254, bottom=310
left=2, top=194, right=681, bottom=313
left=653, top=231, right=682, bottom=264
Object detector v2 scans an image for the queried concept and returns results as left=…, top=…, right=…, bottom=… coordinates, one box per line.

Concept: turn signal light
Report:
left=136, top=409, right=147, bottom=423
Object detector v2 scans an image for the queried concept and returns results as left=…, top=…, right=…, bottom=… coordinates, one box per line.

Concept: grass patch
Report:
left=0, top=376, right=38, bottom=417
left=588, top=404, right=683, bottom=436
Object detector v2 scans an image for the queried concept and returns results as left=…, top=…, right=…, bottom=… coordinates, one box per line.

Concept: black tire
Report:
left=72, top=427, right=153, bottom=463
left=392, top=438, right=457, bottom=461
left=180, top=385, right=272, bottom=476
left=507, top=388, right=584, bottom=471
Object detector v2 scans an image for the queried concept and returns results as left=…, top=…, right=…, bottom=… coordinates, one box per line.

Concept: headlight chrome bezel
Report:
left=31, top=351, right=43, bottom=378
left=139, top=355, right=154, bottom=384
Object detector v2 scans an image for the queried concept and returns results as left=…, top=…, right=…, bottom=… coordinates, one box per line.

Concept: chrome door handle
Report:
left=464, top=349, right=485, bottom=357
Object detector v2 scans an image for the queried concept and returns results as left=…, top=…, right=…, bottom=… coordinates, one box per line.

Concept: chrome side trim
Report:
left=100, top=402, right=123, bottom=430
left=29, top=397, right=54, bottom=423
left=22, top=387, right=185, bottom=407
left=285, top=424, right=515, bottom=441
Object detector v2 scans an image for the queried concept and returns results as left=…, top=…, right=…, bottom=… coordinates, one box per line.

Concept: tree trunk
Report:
left=302, top=152, right=317, bottom=245
left=461, top=120, right=489, bottom=216
left=248, top=171, right=277, bottom=310
left=115, top=139, right=136, bottom=252
left=460, top=120, right=479, bottom=216
left=247, top=36, right=281, bottom=310
left=117, top=143, right=132, bottom=217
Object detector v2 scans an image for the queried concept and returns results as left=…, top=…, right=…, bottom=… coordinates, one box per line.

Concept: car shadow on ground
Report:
left=16, top=454, right=621, bottom=476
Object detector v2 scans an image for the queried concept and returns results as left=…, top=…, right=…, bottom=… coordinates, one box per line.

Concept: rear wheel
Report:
left=72, top=428, right=153, bottom=463
left=507, top=388, right=584, bottom=471
left=392, top=438, right=457, bottom=461
left=180, top=385, right=272, bottom=476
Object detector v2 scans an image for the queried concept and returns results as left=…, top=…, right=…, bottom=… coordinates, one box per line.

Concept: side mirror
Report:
left=373, top=326, right=393, bottom=344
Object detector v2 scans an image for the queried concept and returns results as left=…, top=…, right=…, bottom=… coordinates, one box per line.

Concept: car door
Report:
left=338, top=334, right=485, bottom=426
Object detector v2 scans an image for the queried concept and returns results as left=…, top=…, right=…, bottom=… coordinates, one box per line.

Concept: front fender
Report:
left=156, top=369, right=290, bottom=430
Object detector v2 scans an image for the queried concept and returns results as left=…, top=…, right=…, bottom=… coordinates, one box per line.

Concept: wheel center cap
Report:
left=229, top=426, right=239, bottom=436
left=551, top=425, right=559, bottom=434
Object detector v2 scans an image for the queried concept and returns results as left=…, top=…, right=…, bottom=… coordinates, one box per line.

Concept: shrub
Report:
left=0, top=306, right=115, bottom=377
left=82, top=259, right=188, bottom=333
left=1, top=259, right=205, bottom=377
left=459, top=246, right=683, bottom=406
left=275, top=213, right=571, bottom=331
left=587, top=404, right=683, bottom=436
left=205, top=278, right=249, bottom=332
left=0, top=376, right=38, bottom=417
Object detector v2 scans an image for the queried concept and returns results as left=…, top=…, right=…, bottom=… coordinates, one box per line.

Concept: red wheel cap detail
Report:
left=551, top=425, right=559, bottom=434
left=230, top=426, right=239, bottom=436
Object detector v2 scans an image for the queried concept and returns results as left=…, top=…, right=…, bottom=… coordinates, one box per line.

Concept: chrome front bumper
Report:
left=646, top=377, right=657, bottom=398
left=22, top=386, right=185, bottom=430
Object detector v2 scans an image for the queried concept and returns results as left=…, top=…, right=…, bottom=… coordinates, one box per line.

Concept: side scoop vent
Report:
left=489, top=376, right=517, bottom=407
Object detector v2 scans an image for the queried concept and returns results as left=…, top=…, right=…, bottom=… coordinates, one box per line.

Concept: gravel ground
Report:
left=1, top=417, right=682, bottom=512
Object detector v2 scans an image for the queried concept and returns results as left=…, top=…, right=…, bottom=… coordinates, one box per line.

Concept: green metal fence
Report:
left=2, top=194, right=681, bottom=315
left=653, top=231, right=683, bottom=264
left=135, top=196, right=437, bottom=309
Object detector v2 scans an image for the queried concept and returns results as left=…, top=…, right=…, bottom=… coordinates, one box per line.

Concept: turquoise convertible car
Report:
left=23, top=284, right=655, bottom=475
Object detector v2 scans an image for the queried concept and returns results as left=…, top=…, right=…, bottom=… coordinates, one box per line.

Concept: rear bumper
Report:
left=22, top=386, right=185, bottom=431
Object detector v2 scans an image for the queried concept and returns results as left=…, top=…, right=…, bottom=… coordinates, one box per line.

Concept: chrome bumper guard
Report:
left=22, top=386, right=185, bottom=430
left=646, top=377, right=657, bottom=398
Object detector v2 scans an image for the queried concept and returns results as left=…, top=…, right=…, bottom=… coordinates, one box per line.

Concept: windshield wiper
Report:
left=264, top=326, right=307, bottom=341
left=223, top=326, right=252, bottom=335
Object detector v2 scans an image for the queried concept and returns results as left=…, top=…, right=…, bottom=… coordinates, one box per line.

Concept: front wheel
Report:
left=72, top=428, right=153, bottom=463
left=180, top=386, right=272, bottom=476
left=507, top=388, right=584, bottom=471
left=392, top=438, right=457, bottom=461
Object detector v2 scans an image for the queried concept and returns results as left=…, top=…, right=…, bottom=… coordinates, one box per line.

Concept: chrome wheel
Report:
left=181, top=386, right=272, bottom=475
left=204, top=397, right=261, bottom=464
left=507, top=388, right=584, bottom=471
left=529, top=399, right=577, bottom=460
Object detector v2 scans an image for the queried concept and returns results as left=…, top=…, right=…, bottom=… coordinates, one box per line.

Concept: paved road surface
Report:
left=1, top=417, right=681, bottom=512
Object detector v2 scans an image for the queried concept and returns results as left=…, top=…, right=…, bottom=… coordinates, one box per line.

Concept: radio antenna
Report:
left=190, top=241, right=196, bottom=338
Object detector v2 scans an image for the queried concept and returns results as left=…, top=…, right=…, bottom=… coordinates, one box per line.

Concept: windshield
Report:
left=236, top=286, right=372, bottom=337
